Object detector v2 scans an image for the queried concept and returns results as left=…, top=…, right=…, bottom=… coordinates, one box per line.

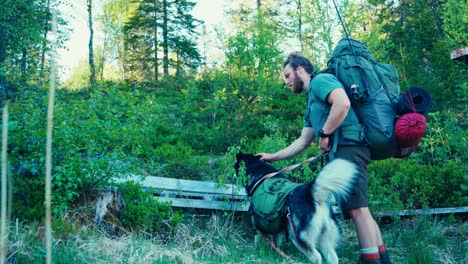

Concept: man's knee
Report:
left=348, top=207, right=372, bottom=220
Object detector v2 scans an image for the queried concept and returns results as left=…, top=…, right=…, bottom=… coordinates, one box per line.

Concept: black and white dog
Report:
left=235, top=153, right=357, bottom=264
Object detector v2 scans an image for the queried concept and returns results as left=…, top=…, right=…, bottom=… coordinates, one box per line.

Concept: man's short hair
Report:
left=282, top=52, right=314, bottom=75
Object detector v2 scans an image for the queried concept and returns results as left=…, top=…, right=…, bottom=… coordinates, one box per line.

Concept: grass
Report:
left=3, top=213, right=468, bottom=263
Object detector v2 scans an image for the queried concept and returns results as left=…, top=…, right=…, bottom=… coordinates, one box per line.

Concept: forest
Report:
left=0, top=0, right=467, bottom=263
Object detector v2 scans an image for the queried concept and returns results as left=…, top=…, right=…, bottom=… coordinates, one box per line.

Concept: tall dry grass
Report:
left=44, top=12, right=58, bottom=264
left=0, top=104, right=9, bottom=264
left=2, top=212, right=467, bottom=263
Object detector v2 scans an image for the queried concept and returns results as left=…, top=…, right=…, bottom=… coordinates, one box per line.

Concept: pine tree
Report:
left=123, top=0, right=200, bottom=81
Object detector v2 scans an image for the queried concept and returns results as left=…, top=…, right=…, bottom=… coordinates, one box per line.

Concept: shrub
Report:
left=117, top=181, right=182, bottom=235
left=368, top=110, right=466, bottom=210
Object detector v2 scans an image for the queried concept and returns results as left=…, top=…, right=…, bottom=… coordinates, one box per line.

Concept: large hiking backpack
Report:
left=326, top=38, right=401, bottom=160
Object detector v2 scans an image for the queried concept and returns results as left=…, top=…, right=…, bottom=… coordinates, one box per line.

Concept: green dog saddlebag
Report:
left=249, top=177, right=301, bottom=234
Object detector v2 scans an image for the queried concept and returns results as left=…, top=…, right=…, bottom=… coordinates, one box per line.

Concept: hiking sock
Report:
left=359, top=247, right=380, bottom=264
left=378, top=244, right=393, bottom=264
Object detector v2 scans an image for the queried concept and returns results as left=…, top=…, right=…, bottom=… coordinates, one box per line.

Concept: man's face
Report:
left=283, top=64, right=304, bottom=94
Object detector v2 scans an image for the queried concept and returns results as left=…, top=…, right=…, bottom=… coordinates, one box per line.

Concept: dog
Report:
left=235, top=153, right=357, bottom=264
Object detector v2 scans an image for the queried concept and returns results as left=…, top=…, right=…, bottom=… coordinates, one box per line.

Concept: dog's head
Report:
left=235, top=152, right=284, bottom=194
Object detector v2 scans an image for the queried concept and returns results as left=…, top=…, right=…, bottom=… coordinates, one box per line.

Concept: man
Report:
left=257, top=52, right=392, bottom=264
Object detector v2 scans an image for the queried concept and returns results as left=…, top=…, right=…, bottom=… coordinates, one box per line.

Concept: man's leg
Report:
left=349, top=207, right=380, bottom=263
left=350, top=207, right=393, bottom=264
left=334, top=146, right=392, bottom=263
left=349, top=207, right=379, bottom=248
left=374, top=221, right=393, bottom=264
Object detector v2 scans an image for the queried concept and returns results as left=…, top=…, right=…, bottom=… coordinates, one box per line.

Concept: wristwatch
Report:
left=319, top=128, right=332, bottom=138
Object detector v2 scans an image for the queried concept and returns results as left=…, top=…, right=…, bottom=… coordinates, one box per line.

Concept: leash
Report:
left=260, top=231, right=294, bottom=262
left=287, top=208, right=300, bottom=247
left=248, top=153, right=326, bottom=197
left=257, top=209, right=301, bottom=262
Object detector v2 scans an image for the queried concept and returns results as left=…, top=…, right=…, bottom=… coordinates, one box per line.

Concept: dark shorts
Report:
left=328, top=145, right=371, bottom=218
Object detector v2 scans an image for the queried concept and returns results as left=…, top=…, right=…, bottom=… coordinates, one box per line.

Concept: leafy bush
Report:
left=7, top=83, right=185, bottom=219
left=369, top=110, right=466, bottom=210
left=117, top=181, right=182, bottom=234
left=6, top=76, right=466, bottom=224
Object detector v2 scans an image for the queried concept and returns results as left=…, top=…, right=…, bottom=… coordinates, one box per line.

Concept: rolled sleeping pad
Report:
left=397, top=86, right=432, bottom=115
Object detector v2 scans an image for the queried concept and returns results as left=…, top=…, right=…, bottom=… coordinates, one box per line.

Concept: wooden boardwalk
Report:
left=118, top=175, right=468, bottom=217
left=120, top=175, right=249, bottom=211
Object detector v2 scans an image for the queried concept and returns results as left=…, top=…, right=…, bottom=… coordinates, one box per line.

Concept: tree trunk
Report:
left=0, top=27, right=7, bottom=104
left=40, top=0, right=51, bottom=84
left=20, top=49, right=27, bottom=80
left=297, top=0, right=303, bottom=52
left=162, top=0, right=169, bottom=76
left=87, top=0, right=96, bottom=86
left=175, top=50, right=180, bottom=76
left=153, top=0, right=159, bottom=81
left=100, top=31, right=108, bottom=81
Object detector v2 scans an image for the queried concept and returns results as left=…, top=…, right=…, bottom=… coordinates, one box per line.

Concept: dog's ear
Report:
left=234, top=152, right=243, bottom=177
left=235, top=152, right=259, bottom=176
left=236, top=153, right=261, bottom=165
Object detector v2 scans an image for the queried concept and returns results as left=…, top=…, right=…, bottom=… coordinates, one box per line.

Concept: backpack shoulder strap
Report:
left=314, top=68, right=334, bottom=77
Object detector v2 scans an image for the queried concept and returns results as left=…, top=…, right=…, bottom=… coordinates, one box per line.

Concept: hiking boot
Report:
left=358, top=256, right=380, bottom=264
left=379, top=251, right=393, bottom=264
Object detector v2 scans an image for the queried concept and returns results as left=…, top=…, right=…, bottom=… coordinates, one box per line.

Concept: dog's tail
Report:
left=312, top=158, right=358, bottom=203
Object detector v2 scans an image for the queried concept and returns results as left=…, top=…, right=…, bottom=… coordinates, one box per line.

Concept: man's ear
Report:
left=295, top=65, right=303, bottom=74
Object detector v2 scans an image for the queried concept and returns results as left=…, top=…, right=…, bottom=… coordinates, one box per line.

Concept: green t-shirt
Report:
left=304, top=73, right=361, bottom=142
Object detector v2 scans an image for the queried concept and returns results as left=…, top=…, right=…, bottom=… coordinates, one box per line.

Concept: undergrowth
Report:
left=3, top=213, right=467, bottom=263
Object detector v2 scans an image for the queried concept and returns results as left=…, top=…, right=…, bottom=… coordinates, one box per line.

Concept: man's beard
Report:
left=292, top=73, right=304, bottom=94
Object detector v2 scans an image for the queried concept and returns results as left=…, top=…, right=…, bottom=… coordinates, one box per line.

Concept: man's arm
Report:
left=319, top=88, right=350, bottom=152
left=258, top=127, right=314, bottom=162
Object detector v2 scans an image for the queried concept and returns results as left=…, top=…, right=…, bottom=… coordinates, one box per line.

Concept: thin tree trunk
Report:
left=20, top=49, right=27, bottom=80
left=87, top=0, right=96, bottom=86
left=0, top=104, right=9, bottom=264
left=175, top=50, right=180, bottom=76
left=100, top=31, right=107, bottom=80
left=40, top=0, right=51, bottom=84
left=297, top=0, right=303, bottom=52
left=153, top=0, right=159, bottom=81
left=163, top=0, right=169, bottom=76
left=0, top=28, right=7, bottom=104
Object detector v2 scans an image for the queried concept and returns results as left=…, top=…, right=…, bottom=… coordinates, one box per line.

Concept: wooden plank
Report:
left=451, top=46, right=468, bottom=60
left=156, top=196, right=341, bottom=214
left=121, top=175, right=246, bottom=196
left=374, top=206, right=468, bottom=217
left=156, top=196, right=250, bottom=211
left=155, top=190, right=246, bottom=202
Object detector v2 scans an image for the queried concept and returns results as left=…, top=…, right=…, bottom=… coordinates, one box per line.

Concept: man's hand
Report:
left=256, top=153, right=276, bottom=162
left=319, top=137, right=331, bottom=153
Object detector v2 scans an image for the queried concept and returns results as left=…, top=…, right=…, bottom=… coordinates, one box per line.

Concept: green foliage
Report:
left=369, top=110, right=466, bottom=210
left=442, top=0, right=468, bottom=47
left=222, top=10, right=284, bottom=99
left=5, top=215, right=467, bottom=263
left=122, top=0, right=200, bottom=81
left=0, top=0, right=69, bottom=102
left=52, top=219, right=80, bottom=240
left=398, top=216, right=454, bottom=263
left=117, top=181, right=182, bottom=234
left=8, top=83, right=182, bottom=219
left=358, top=0, right=467, bottom=111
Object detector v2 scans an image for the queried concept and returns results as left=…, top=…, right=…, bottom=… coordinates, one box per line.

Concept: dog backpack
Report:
left=326, top=38, right=401, bottom=160
left=249, top=177, right=301, bottom=234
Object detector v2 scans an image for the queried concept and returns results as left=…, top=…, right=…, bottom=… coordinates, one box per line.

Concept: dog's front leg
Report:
left=272, top=229, right=286, bottom=247
left=254, top=230, right=261, bottom=247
